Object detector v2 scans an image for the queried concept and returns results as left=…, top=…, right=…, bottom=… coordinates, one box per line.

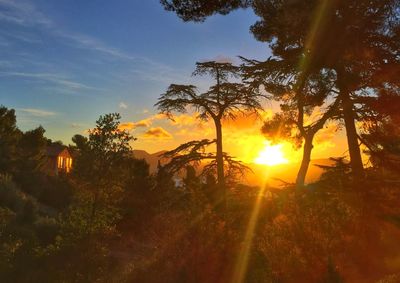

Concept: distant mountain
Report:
left=132, top=150, right=167, bottom=172
left=132, top=149, right=338, bottom=187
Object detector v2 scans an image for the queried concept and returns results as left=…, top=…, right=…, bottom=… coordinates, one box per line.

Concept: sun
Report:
left=254, top=142, right=289, bottom=166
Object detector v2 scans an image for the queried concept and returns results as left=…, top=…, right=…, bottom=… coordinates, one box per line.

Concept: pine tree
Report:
left=156, top=61, right=263, bottom=208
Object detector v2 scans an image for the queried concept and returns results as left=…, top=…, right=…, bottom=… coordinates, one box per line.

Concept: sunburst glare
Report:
left=254, top=142, right=289, bottom=166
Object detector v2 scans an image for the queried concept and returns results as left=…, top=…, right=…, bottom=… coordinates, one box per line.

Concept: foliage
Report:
left=2, top=0, right=400, bottom=276
left=0, top=106, right=21, bottom=174
left=73, top=113, right=135, bottom=185
left=156, top=62, right=264, bottom=122
left=0, top=104, right=400, bottom=282
left=161, top=139, right=251, bottom=185
left=163, top=0, right=400, bottom=178
left=359, top=91, right=400, bottom=172
left=160, top=0, right=251, bottom=22
left=156, top=61, right=263, bottom=195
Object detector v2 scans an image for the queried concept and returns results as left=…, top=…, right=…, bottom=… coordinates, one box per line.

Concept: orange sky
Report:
left=122, top=102, right=350, bottom=166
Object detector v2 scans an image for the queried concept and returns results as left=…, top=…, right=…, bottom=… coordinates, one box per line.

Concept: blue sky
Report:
left=0, top=0, right=270, bottom=147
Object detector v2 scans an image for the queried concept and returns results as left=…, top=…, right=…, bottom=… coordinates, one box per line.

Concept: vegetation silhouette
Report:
left=156, top=61, right=264, bottom=210
left=0, top=0, right=399, bottom=282
left=162, top=0, right=399, bottom=181
left=242, top=58, right=341, bottom=187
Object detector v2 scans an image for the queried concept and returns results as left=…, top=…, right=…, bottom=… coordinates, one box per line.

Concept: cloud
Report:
left=0, top=0, right=52, bottom=27
left=0, top=30, right=42, bottom=44
left=119, top=119, right=152, bottom=131
left=18, top=108, right=56, bottom=117
left=70, top=123, right=83, bottom=128
left=141, top=113, right=168, bottom=124
left=0, top=71, right=99, bottom=91
left=0, top=60, right=13, bottom=67
left=0, top=0, right=151, bottom=64
left=118, top=113, right=168, bottom=131
left=56, top=31, right=139, bottom=61
left=315, top=122, right=339, bottom=144
left=118, top=123, right=135, bottom=131
left=0, top=0, right=186, bottom=90
left=54, top=32, right=188, bottom=86
left=142, top=127, right=173, bottom=139
left=133, top=120, right=151, bottom=128
left=119, top=102, right=128, bottom=109
left=169, top=113, right=200, bottom=127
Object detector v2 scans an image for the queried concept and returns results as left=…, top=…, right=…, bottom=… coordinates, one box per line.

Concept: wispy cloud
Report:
left=0, top=0, right=193, bottom=127
left=0, top=71, right=99, bottom=91
left=128, top=65, right=189, bottom=85
left=55, top=31, right=139, bottom=61
left=18, top=108, right=56, bottom=117
left=119, top=102, right=128, bottom=109
left=0, top=0, right=185, bottom=88
left=0, top=30, right=42, bottom=44
left=0, top=60, right=13, bottom=67
left=0, top=0, right=139, bottom=62
left=0, top=0, right=52, bottom=27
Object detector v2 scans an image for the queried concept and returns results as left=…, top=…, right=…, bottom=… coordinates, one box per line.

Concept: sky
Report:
left=0, top=0, right=348, bottom=164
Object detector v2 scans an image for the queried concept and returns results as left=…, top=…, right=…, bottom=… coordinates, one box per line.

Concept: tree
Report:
left=359, top=89, right=400, bottom=173
left=17, top=126, right=48, bottom=175
left=156, top=61, right=262, bottom=207
left=243, top=59, right=341, bottom=187
left=247, top=0, right=399, bottom=179
left=162, top=139, right=250, bottom=186
left=73, top=113, right=134, bottom=183
left=160, top=0, right=251, bottom=22
left=0, top=106, right=21, bottom=174
left=161, top=0, right=400, bottom=180
left=72, top=113, right=135, bottom=232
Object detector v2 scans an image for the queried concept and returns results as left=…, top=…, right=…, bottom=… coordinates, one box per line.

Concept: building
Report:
left=46, top=145, right=73, bottom=175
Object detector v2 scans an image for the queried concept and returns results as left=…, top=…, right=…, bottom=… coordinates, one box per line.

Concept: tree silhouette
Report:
left=72, top=113, right=135, bottom=231
left=156, top=61, right=262, bottom=207
left=161, top=139, right=250, bottom=211
left=359, top=90, right=400, bottom=172
left=0, top=106, right=21, bottom=174
left=160, top=0, right=251, bottom=22
left=17, top=126, right=48, bottom=174
left=161, top=0, right=400, bottom=181
left=248, top=0, right=400, bottom=179
left=243, top=59, right=341, bottom=186
left=162, top=139, right=250, bottom=183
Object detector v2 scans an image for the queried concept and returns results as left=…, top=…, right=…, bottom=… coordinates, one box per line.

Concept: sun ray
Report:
left=231, top=185, right=268, bottom=283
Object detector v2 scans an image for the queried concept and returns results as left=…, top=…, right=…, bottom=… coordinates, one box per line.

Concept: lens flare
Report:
left=231, top=185, right=267, bottom=283
left=254, top=142, right=288, bottom=166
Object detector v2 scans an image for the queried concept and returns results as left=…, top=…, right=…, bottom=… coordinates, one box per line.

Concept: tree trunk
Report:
left=296, top=133, right=314, bottom=187
left=340, top=89, right=364, bottom=179
left=336, top=68, right=364, bottom=179
left=214, top=119, right=225, bottom=209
